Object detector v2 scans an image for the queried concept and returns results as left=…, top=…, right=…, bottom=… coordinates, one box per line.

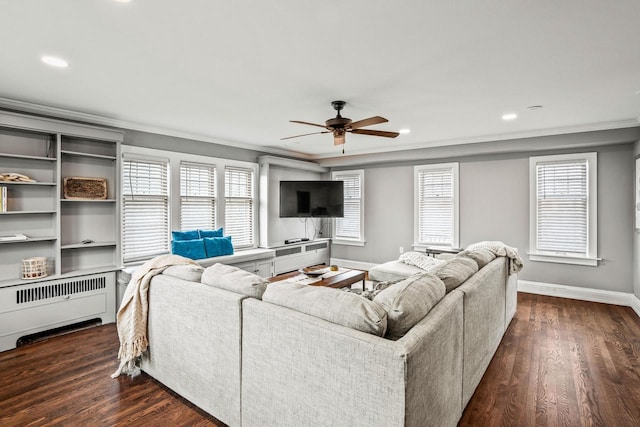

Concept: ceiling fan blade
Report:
left=350, top=129, right=400, bottom=138
left=349, top=116, right=388, bottom=130
left=281, top=131, right=330, bottom=140
left=290, top=120, right=327, bottom=129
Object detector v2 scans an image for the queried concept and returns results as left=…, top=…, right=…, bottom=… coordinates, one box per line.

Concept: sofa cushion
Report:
left=201, top=263, right=267, bottom=299
left=162, top=264, right=204, bottom=282
left=199, top=227, right=224, bottom=238
left=457, top=248, right=496, bottom=269
left=171, top=230, right=200, bottom=241
left=263, top=281, right=388, bottom=336
left=368, top=260, right=424, bottom=282
left=171, top=239, right=206, bottom=260
left=431, top=256, right=479, bottom=292
left=203, top=236, right=234, bottom=258
left=373, top=273, right=446, bottom=340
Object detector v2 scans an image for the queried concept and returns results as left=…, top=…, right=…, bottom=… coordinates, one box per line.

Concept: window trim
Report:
left=528, top=152, right=599, bottom=266
left=413, top=162, right=459, bottom=249
left=331, top=169, right=365, bottom=246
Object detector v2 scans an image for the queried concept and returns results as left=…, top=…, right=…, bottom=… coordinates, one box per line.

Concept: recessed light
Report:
left=399, top=128, right=411, bottom=134
left=501, top=113, right=517, bottom=121
left=527, top=105, right=543, bottom=111
left=41, top=56, right=69, bottom=68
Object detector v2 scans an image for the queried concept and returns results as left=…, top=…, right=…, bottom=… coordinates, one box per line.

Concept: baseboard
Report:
left=330, top=258, right=377, bottom=271
left=518, top=280, right=640, bottom=318
left=631, top=294, right=640, bottom=318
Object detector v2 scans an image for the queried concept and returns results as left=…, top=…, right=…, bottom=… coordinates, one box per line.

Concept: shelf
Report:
left=0, top=153, right=56, bottom=161
left=0, top=210, right=56, bottom=215
left=61, top=199, right=116, bottom=203
left=61, top=241, right=117, bottom=250
left=0, top=236, right=57, bottom=244
left=61, top=150, right=117, bottom=160
left=0, top=181, right=56, bottom=186
left=0, top=265, right=121, bottom=288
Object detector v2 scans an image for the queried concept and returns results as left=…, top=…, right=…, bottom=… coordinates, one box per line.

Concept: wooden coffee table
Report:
left=269, top=268, right=366, bottom=290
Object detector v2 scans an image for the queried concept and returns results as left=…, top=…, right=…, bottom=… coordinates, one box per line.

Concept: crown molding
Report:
left=0, top=97, right=312, bottom=160
left=311, top=118, right=640, bottom=161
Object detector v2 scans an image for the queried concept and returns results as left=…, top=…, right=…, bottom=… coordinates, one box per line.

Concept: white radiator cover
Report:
left=0, top=271, right=116, bottom=352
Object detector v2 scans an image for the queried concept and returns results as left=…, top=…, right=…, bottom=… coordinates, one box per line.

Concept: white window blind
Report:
left=415, top=164, right=459, bottom=247
left=333, top=170, right=363, bottom=242
left=122, top=158, right=169, bottom=262
left=536, top=159, right=588, bottom=254
left=225, top=166, right=254, bottom=248
left=180, top=162, right=216, bottom=231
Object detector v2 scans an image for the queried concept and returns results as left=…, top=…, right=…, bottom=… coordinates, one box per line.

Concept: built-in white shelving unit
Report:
left=0, top=111, right=122, bottom=352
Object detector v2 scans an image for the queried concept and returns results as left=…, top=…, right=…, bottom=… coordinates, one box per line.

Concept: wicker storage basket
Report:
left=63, top=177, right=107, bottom=200
left=21, top=257, right=48, bottom=279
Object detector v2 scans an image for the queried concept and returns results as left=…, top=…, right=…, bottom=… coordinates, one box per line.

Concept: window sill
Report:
left=332, top=239, right=365, bottom=247
left=528, top=252, right=600, bottom=267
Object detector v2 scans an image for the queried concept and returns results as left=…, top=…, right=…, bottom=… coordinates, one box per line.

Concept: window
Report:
left=180, top=162, right=216, bottom=230
left=224, top=166, right=255, bottom=248
left=332, top=169, right=364, bottom=245
left=122, top=157, right=169, bottom=262
left=414, top=163, right=459, bottom=248
left=529, top=152, right=598, bottom=266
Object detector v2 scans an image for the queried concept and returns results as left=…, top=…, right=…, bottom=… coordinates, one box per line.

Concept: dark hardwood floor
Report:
left=1, top=292, right=639, bottom=426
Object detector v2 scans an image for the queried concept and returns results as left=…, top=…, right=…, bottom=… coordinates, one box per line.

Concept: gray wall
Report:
left=123, top=129, right=264, bottom=163
left=634, top=140, right=640, bottom=298
left=332, top=143, right=634, bottom=293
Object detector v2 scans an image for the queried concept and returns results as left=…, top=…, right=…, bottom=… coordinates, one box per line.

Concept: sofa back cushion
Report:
left=263, top=281, right=388, bottom=336
left=373, top=273, right=446, bottom=340
left=431, top=256, right=479, bottom=292
left=201, top=263, right=267, bottom=299
left=456, top=248, right=496, bottom=269
left=162, top=264, right=204, bottom=282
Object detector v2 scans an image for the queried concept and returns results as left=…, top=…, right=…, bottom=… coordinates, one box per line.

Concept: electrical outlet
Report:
left=399, top=247, right=404, bottom=254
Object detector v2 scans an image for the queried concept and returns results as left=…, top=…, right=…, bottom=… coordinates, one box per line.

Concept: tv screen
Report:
left=279, top=181, right=344, bottom=218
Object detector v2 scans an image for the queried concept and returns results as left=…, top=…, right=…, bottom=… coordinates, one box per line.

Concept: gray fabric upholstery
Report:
left=140, top=275, right=245, bottom=427
left=241, top=291, right=464, bottom=427
left=457, top=248, right=496, bottom=269
left=162, top=264, right=204, bottom=282
left=373, top=273, right=446, bottom=340
left=263, top=281, right=388, bottom=336
left=368, top=259, right=424, bottom=282
left=455, top=257, right=508, bottom=407
left=201, top=262, right=267, bottom=299
left=432, top=256, right=479, bottom=292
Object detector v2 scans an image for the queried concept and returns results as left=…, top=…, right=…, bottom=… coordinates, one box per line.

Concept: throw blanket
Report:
left=399, top=251, right=445, bottom=271
left=466, top=241, right=524, bottom=275
left=111, top=254, right=199, bottom=378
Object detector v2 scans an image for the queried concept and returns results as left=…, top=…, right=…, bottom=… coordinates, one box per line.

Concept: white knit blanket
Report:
left=111, top=254, right=199, bottom=378
left=466, top=241, right=524, bottom=275
left=399, top=251, right=445, bottom=271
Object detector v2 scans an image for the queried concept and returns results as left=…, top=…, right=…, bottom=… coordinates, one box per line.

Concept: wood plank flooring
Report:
left=0, top=292, right=639, bottom=426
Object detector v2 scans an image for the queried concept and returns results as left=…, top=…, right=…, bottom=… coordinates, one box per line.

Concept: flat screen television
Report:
left=279, top=181, right=344, bottom=218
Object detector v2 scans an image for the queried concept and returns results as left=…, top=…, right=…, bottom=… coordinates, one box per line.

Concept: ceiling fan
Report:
left=282, top=101, right=399, bottom=147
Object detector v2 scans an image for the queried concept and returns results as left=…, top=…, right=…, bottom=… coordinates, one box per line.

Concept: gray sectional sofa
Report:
left=140, top=251, right=518, bottom=427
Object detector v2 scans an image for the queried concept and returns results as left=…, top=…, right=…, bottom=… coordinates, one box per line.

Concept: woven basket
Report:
left=21, top=257, right=48, bottom=280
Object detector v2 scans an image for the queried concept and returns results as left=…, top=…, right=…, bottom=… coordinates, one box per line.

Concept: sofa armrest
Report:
left=141, top=275, right=247, bottom=427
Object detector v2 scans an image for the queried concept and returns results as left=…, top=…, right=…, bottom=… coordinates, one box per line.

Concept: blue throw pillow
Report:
left=172, top=230, right=200, bottom=241
left=199, top=228, right=224, bottom=238
left=171, top=239, right=206, bottom=260
left=203, top=236, right=234, bottom=258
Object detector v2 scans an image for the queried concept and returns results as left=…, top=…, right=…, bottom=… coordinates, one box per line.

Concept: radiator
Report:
left=0, top=271, right=116, bottom=352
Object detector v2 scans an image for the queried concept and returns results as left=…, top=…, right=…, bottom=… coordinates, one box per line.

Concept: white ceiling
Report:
left=1, top=0, right=639, bottom=159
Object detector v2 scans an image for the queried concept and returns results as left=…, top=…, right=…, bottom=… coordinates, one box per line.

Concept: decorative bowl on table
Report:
left=298, top=266, right=329, bottom=277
